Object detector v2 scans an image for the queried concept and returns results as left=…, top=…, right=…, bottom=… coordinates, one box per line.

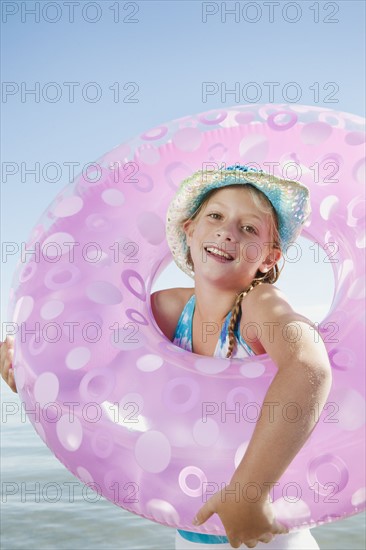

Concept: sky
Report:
left=1, top=0, right=365, bottom=334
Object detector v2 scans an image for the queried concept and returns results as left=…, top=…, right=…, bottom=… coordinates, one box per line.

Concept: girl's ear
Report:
left=183, top=219, right=195, bottom=247
left=259, top=248, right=282, bottom=273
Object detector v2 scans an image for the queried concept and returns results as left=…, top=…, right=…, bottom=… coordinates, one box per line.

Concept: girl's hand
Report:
left=0, top=336, right=17, bottom=393
left=192, top=481, right=288, bottom=548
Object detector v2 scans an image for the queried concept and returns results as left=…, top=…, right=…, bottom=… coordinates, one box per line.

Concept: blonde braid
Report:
left=225, top=263, right=281, bottom=359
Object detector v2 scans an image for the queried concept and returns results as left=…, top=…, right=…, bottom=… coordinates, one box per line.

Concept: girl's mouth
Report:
left=204, top=246, right=234, bottom=263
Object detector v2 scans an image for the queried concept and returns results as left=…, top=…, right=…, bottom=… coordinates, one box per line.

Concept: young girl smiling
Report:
left=151, top=164, right=332, bottom=549
left=1, top=164, right=332, bottom=549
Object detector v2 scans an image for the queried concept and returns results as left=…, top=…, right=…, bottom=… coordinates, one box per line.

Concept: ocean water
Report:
left=1, top=389, right=365, bottom=550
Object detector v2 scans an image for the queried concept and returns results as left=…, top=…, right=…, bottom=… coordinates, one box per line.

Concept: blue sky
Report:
left=1, top=0, right=365, bottom=332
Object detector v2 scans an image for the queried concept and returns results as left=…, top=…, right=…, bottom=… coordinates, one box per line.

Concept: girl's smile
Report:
left=205, top=246, right=235, bottom=263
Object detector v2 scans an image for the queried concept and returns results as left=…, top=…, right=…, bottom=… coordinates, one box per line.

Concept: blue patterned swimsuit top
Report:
left=173, top=294, right=255, bottom=358
left=172, top=293, right=255, bottom=545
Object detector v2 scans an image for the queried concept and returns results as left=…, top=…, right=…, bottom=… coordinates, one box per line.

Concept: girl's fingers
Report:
left=7, top=367, right=18, bottom=393
left=243, top=540, right=258, bottom=548
left=1, top=354, right=10, bottom=378
left=258, top=533, right=274, bottom=543
left=0, top=338, right=14, bottom=369
left=272, top=521, right=289, bottom=535
left=0, top=342, right=18, bottom=392
left=6, top=336, right=15, bottom=349
left=228, top=538, right=242, bottom=549
left=4, top=349, right=13, bottom=374
left=192, top=500, right=215, bottom=526
left=1, top=345, right=8, bottom=375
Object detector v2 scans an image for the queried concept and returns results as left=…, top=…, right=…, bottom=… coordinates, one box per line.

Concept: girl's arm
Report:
left=231, top=283, right=332, bottom=497
left=193, top=284, right=332, bottom=547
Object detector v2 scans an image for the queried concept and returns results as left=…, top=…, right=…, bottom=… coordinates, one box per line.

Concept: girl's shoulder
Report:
left=239, top=283, right=295, bottom=354
left=151, top=287, right=194, bottom=341
left=240, top=282, right=294, bottom=322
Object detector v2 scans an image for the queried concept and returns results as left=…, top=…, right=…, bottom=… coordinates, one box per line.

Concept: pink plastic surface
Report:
left=8, top=104, right=365, bottom=533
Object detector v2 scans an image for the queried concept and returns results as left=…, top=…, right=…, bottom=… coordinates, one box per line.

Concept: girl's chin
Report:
left=194, top=260, right=253, bottom=283
left=194, top=264, right=237, bottom=282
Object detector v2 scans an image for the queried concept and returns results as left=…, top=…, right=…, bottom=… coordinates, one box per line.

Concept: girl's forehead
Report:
left=206, top=187, right=258, bottom=209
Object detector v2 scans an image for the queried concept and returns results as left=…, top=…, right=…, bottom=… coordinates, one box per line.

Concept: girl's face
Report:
left=183, top=187, right=281, bottom=288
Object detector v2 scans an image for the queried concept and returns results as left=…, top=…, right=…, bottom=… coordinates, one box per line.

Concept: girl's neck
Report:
left=192, top=278, right=243, bottom=324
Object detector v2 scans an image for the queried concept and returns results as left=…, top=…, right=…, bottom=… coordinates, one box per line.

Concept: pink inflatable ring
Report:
left=7, top=104, right=365, bottom=533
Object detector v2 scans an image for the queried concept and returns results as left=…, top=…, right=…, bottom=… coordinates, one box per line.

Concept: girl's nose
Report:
left=216, top=227, right=235, bottom=240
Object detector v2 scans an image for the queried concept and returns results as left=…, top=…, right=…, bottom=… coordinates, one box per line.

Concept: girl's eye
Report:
left=208, top=214, right=257, bottom=235
left=242, top=225, right=257, bottom=235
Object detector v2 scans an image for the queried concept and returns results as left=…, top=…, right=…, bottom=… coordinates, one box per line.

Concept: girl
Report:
left=1, top=164, right=332, bottom=549
left=152, top=164, right=332, bottom=549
